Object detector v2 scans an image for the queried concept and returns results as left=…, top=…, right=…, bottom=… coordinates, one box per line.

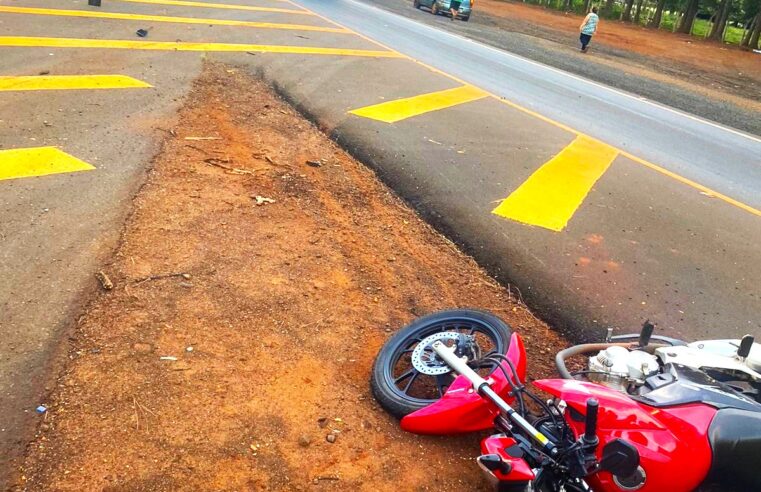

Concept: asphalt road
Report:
left=300, top=0, right=761, bottom=207
left=356, top=0, right=761, bottom=137
left=0, top=0, right=759, bottom=486
left=284, top=0, right=761, bottom=339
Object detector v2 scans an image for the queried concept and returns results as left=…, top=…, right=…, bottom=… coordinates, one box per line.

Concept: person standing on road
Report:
left=449, top=0, right=470, bottom=21
left=579, top=6, right=599, bottom=52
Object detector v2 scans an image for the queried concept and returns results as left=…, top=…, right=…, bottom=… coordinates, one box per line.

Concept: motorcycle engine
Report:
left=588, top=346, right=660, bottom=392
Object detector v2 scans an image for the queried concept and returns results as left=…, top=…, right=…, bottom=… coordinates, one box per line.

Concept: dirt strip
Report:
left=18, top=63, right=567, bottom=491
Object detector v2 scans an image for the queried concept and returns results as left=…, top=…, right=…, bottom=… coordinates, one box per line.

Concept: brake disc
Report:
left=411, top=332, right=464, bottom=375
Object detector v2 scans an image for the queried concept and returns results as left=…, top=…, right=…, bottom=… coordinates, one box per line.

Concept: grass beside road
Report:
left=658, top=16, right=746, bottom=45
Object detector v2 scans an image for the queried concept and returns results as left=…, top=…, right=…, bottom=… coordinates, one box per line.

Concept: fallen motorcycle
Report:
left=371, top=309, right=761, bottom=491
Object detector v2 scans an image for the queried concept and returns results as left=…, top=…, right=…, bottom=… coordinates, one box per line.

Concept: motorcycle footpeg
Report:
left=477, top=453, right=512, bottom=475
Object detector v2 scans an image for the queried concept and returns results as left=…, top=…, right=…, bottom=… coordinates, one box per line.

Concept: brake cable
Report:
left=479, top=355, right=526, bottom=417
left=482, top=353, right=573, bottom=443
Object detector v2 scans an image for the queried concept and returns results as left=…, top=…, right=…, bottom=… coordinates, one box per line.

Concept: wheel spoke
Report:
left=402, top=371, right=419, bottom=393
left=394, top=369, right=415, bottom=384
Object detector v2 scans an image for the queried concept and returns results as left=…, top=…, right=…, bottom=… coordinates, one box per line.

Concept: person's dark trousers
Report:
left=580, top=33, right=592, bottom=51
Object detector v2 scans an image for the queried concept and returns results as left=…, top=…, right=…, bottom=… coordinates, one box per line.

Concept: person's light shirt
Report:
left=582, top=13, right=599, bottom=35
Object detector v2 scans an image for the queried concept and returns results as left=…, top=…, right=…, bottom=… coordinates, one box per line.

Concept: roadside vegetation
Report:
left=514, top=0, right=761, bottom=48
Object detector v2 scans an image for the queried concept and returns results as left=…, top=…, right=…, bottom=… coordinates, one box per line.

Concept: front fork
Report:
left=432, top=341, right=558, bottom=456
left=432, top=341, right=601, bottom=487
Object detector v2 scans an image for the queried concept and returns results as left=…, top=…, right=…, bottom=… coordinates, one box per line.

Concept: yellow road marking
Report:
left=0, top=36, right=402, bottom=57
left=492, top=136, right=619, bottom=232
left=0, top=147, right=95, bottom=181
left=349, top=85, right=488, bottom=123
left=287, top=0, right=761, bottom=219
left=113, top=0, right=309, bottom=14
left=0, top=75, right=151, bottom=91
left=0, top=6, right=347, bottom=34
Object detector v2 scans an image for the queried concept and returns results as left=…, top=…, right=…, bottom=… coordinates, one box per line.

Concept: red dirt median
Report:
left=19, top=63, right=567, bottom=491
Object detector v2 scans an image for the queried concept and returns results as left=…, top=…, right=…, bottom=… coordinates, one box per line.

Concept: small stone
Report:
left=186, top=346, right=194, bottom=352
left=306, top=160, right=322, bottom=167
left=325, top=434, right=336, bottom=443
left=181, top=273, right=192, bottom=280
left=317, top=417, right=328, bottom=428
left=133, top=342, right=153, bottom=354
left=95, top=271, right=114, bottom=290
left=298, top=435, right=312, bottom=447
left=179, top=282, right=193, bottom=288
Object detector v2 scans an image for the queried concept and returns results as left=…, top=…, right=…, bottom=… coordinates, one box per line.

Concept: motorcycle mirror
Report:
left=638, top=321, right=655, bottom=348
left=477, top=454, right=511, bottom=475
left=738, top=334, right=754, bottom=360
left=599, top=439, right=639, bottom=477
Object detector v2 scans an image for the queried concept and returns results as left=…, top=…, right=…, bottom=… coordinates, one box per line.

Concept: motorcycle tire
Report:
left=371, top=309, right=513, bottom=419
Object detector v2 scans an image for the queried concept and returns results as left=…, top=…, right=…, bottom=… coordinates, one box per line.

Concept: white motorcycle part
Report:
left=589, top=346, right=659, bottom=387
left=655, top=339, right=761, bottom=380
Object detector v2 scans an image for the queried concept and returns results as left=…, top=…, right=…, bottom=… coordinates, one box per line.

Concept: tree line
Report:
left=519, top=0, right=761, bottom=49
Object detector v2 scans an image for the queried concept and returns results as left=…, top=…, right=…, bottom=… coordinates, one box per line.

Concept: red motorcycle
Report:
left=371, top=309, right=761, bottom=491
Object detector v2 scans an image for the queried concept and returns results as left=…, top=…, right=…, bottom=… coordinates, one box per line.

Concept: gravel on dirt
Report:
left=360, top=0, right=761, bottom=136
left=18, top=63, right=568, bottom=491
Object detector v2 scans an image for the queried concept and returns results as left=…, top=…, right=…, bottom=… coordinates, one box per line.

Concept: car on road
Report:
left=414, top=0, right=472, bottom=21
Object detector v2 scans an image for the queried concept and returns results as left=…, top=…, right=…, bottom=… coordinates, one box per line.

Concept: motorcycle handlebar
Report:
left=584, top=398, right=599, bottom=445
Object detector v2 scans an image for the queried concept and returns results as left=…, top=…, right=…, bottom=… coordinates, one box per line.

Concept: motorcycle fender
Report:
left=400, top=333, right=527, bottom=434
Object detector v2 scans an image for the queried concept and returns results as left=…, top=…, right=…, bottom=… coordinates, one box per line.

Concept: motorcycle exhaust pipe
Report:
left=432, top=341, right=557, bottom=456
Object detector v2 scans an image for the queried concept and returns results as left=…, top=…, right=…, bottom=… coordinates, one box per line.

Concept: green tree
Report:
left=745, top=11, right=761, bottom=47
left=650, top=0, right=668, bottom=26
left=622, top=0, right=636, bottom=20
left=740, top=0, right=760, bottom=48
left=678, top=0, right=701, bottom=33
left=709, top=0, right=733, bottom=39
left=634, top=0, right=646, bottom=23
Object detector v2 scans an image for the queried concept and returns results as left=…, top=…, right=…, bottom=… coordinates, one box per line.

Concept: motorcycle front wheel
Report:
left=371, top=309, right=513, bottom=418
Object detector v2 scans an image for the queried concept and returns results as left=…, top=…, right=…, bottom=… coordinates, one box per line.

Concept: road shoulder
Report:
left=18, top=63, right=566, bottom=490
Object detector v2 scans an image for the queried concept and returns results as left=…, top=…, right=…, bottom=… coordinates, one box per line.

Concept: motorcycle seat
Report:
left=706, top=408, right=761, bottom=489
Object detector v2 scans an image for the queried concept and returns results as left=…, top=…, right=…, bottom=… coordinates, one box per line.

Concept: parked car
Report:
left=414, top=0, right=472, bottom=21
